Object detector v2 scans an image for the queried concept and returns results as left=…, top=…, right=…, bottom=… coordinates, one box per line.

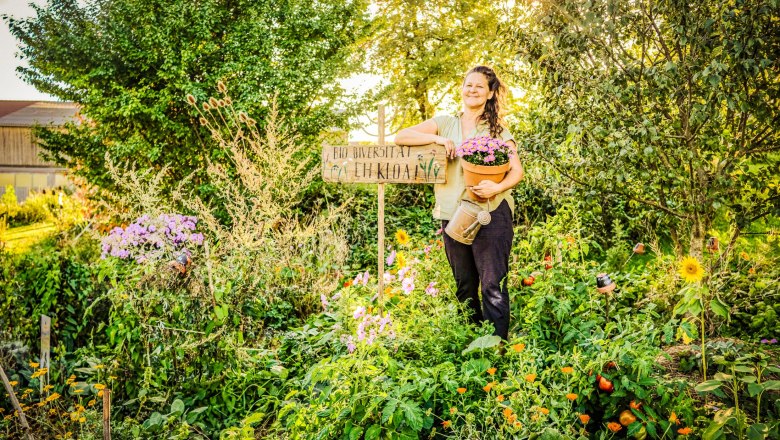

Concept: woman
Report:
left=394, top=66, right=523, bottom=340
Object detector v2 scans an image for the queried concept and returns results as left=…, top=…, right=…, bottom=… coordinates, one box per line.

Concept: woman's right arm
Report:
left=394, top=119, right=456, bottom=159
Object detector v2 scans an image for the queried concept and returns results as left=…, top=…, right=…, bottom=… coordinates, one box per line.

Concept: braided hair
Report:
left=464, top=66, right=506, bottom=138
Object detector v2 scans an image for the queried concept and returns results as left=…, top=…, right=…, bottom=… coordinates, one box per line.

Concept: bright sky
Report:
left=0, top=0, right=55, bottom=101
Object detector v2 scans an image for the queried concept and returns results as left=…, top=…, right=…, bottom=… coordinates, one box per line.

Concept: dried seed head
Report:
left=203, top=103, right=211, bottom=111
left=224, top=97, right=232, bottom=105
left=186, top=94, right=197, bottom=105
left=218, top=99, right=225, bottom=107
left=209, top=97, right=219, bottom=107
left=238, top=112, right=248, bottom=122
left=199, top=117, right=208, bottom=126
left=217, top=81, right=227, bottom=93
left=247, top=118, right=257, bottom=126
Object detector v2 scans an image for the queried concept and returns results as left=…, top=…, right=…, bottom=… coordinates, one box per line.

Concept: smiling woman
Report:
left=394, top=66, right=524, bottom=341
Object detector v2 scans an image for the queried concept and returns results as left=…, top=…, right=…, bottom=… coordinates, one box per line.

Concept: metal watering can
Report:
left=444, top=200, right=492, bottom=245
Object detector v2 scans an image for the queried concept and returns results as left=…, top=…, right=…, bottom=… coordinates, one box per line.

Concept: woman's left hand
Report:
left=472, top=180, right=502, bottom=199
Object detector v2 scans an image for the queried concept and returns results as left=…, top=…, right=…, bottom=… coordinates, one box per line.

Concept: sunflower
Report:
left=678, top=256, right=705, bottom=283
left=395, top=229, right=410, bottom=246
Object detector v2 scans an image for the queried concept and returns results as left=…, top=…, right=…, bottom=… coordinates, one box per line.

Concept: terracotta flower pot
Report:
left=461, top=160, right=510, bottom=202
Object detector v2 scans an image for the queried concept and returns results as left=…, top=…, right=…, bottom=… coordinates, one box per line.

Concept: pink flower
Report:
left=425, top=281, right=438, bottom=297
left=402, top=277, right=415, bottom=294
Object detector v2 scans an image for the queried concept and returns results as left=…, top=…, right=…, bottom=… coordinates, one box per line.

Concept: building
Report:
left=0, top=101, right=79, bottom=202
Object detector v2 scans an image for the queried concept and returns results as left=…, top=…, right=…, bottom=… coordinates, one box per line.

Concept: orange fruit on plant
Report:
left=619, top=410, right=637, bottom=426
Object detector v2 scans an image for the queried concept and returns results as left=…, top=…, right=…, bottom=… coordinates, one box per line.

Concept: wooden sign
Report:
left=322, top=143, right=447, bottom=184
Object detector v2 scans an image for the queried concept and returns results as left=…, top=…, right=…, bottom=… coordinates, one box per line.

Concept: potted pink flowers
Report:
left=455, top=136, right=514, bottom=201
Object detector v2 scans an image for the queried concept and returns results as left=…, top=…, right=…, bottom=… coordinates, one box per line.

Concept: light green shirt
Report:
left=432, top=114, right=516, bottom=220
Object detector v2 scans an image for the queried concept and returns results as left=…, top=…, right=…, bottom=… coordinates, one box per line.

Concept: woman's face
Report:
left=462, top=72, right=493, bottom=110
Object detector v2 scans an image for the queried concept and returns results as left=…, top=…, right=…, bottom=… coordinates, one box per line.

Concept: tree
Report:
left=4, top=0, right=368, bottom=194
left=364, top=0, right=514, bottom=128
left=511, top=0, right=780, bottom=255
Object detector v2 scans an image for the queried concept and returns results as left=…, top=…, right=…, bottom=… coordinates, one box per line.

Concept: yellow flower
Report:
left=31, top=368, right=49, bottom=379
left=739, top=251, right=749, bottom=260
left=395, top=229, right=410, bottom=246
left=561, top=366, right=574, bottom=374
left=95, top=364, right=105, bottom=370
left=29, top=362, right=40, bottom=369
left=678, top=257, right=705, bottom=283
left=97, top=390, right=104, bottom=398
left=43, top=384, right=54, bottom=391
left=566, top=393, right=577, bottom=401
left=45, top=393, right=61, bottom=403
left=88, top=399, right=96, bottom=407
left=78, top=417, right=86, bottom=423
left=513, top=421, right=522, bottom=428
left=9, top=381, right=18, bottom=387
left=396, top=252, right=407, bottom=269
left=94, top=384, right=106, bottom=391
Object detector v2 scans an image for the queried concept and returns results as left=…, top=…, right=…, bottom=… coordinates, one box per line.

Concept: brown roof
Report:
left=0, top=101, right=79, bottom=127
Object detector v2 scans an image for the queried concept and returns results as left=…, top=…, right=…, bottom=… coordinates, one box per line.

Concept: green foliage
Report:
left=510, top=0, right=780, bottom=255
left=3, top=0, right=368, bottom=195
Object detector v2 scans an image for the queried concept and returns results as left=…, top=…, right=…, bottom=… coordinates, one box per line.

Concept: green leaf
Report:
left=349, top=426, right=363, bottom=440
left=461, top=335, right=501, bottom=355
left=400, top=400, right=424, bottom=431
left=709, top=298, right=730, bottom=320
left=365, top=424, right=382, bottom=440
left=695, top=380, right=722, bottom=393
left=382, top=399, right=398, bottom=424
left=747, top=383, right=764, bottom=397
left=170, top=398, right=185, bottom=416
left=762, top=380, right=780, bottom=391
left=747, top=424, right=769, bottom=440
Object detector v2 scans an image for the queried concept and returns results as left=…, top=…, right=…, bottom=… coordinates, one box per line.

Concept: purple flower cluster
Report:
left=456, top=136, right=514, bottom=166
left=101, top=214, right=204, bottom=263
left=344, top=308, right=395, bottom=353
left=760, top=338, right=777, bottom=344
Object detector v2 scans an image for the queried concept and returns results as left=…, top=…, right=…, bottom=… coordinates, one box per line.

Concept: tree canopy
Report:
left=4, top=0, right=368, bottom=193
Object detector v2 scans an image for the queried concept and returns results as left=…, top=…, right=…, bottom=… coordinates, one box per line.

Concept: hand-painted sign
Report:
left=322, top=143, right=447, bottom=184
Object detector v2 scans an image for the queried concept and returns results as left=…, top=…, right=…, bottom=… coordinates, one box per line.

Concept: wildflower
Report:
left=425, top=281, right=439, bottom=297
left=740, top=251, right=749, bottom=260
left=669, top=412, right=679, bottom=424
left=186, top=94, right=197, bottom=105
left=396, top=252, right=407, bottom=269
left=31, top=368, right=49, bottom=379
left=343, top=280, right=353, bottom=288
left=513, top=421, right=521, bottom=428
left=538, top=407, right=550, bottom=415
left=435, top=227, right=443, bottom=235
left=483, top=382, right=495, bottom=392
left=29, top=362, right=40, bottom=369
left=561, top=366, right=574, bottom=374
left=487, top=367, right=497, bottom=376
left=95, top=364, right=105, bottom=370
left=43, top=384, right=54, bottom=391
left=566, top=236, right=575, bottom=245
left=353, top=306, right=366, bottom=320
left=395, top=229, right=410, bottom=246
left=607, top=422, right=622, bottom=432
left=442, top=420, right=451, bottom=428
left=630, top=400, right=642, bottom=410
left=98, top=390, right=104, bottom=398
left=199, top=117, right=208, bottom=126
left=748, top=267, right=756, bottom=274
left=79, top=416, right=86, bottom=423
left=497, top=394, right=504, bottom=402
left=386, top=250, right=396, bottom=266
left=524, top=373, right=537, bottom=383
left=401, top=277, right=415, bottom=295
left=45, top=393, right=61, bottom=403
left=678, top=427, right=693, bottom=435
left=678, top=257, right=705, bottom=283
left=579, top=414, right=590, bottom=424
left=88, top=399, right=96, bottom=407
left=566, top=393, right=577, bottom=401
left=456, top=387, right=466, bottom=394
left=9, top=381, right=17, bottom=387
left=512, top=343, right=525, bottom=352
left=450, top=407, right=457, bottom=415
left=502, top=407, right=514, bottom=419
left=217, top=81, right=227, bottom=93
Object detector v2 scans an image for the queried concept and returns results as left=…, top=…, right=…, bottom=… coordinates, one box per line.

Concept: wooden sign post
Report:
left=40, top=315, right=51, bottom=393
left=322, top=105, right=447, bottom=300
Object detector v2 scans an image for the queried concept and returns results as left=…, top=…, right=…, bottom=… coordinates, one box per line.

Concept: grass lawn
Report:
left=1, top=222, right=57, bottom=253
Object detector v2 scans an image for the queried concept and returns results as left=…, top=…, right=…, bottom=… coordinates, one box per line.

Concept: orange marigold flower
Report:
left=502, top=407, right=514, bottom=419
left=669, top=412, right=679, bottom=424
left=579, top=414, right=590, bottom=424
left=524, top=373, right=537, bottom=382
left=607, top=422, right=623, bottom=432
left=497, top=394, right=505, bottom=402
left=566, top=393, right=577, bottom=401
left=512, top=343, right=525, bottom=352
left=450, top=407, right=457, bottom=415
left=487, top=367, right=497, bottom=376
left=630, top=400, right=642, bottom=410
left=678, top=427, right=693, bottom=435
left=513, top=421, right=522, bottom=428
left=561, top=366, right=574, bottom=374
left=456, top=387, right=466, bottom=394
left=538, top=407, right=550, bottom=415
left=442, top=420, right=451, bottom=428
left=483, top=381, right=496, bottom=392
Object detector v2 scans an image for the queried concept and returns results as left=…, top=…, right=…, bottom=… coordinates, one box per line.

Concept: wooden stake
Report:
left=377, top=104, right=386, bottom=302
left=102, top=388, right=111, bottom=440
left=39, top=315, right=51, bottom=394
left=0, top=363, right=35, bottom=440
